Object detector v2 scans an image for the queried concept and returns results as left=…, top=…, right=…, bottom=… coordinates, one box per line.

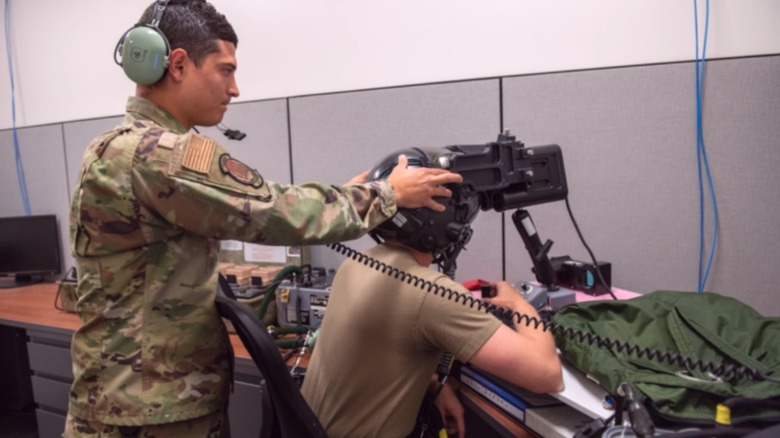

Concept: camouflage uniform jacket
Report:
left=68, top=96, right=396, bottom=425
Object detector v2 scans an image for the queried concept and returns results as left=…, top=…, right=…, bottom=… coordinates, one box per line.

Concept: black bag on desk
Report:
left=552, top=290, right=780, bottom=429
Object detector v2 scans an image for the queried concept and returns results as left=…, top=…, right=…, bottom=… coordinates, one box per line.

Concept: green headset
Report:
left=114, top=0, right=172, bottom=85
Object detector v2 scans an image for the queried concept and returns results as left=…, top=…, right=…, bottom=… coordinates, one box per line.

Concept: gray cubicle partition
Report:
left=1, top=55, right=778, bottom=314
left=0, top=124, right=71, bottom=276
left=502, top=55, right=780, bottom=314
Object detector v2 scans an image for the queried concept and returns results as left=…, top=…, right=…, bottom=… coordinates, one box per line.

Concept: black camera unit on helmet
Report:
left=367, top=131, right=570, bottom=277
left=440, top=130, right=568, bottom=212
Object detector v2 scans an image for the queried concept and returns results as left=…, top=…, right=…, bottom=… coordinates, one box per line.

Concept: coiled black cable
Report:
left=327, top=241, right=777, bottom=384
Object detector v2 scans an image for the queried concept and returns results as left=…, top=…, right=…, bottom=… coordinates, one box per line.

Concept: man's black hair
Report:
left=139, top=0, right=238, bottom=67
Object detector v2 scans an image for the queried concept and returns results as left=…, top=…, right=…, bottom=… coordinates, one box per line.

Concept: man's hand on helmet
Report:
left=387, top=155, right=463, bottom=212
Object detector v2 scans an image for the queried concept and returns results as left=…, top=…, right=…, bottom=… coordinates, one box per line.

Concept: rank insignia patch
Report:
left=157, top=132, right=178, bottom=149
left=182, top=135, right=216, bottom=174
left=219, top=154, right=265, bottom=188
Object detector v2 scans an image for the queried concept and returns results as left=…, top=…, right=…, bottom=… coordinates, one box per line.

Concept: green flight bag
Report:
left=552, top=290, right=780, bottom=428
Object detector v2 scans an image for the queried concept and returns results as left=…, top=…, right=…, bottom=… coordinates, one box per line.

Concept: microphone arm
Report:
left=512, top=209, right=558, bottom=290
left=218, top=123, right=247, bottom=141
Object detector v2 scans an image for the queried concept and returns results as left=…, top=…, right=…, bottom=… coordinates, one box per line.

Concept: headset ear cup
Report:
left=118, top=26, right=170, bottom=85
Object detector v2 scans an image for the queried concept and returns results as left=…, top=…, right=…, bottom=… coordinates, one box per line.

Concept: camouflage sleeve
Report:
left=133, top=131, right=396, bottom=245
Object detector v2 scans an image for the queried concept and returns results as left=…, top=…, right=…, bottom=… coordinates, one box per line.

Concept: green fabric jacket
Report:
left=552, top=290, right=780, bottom=426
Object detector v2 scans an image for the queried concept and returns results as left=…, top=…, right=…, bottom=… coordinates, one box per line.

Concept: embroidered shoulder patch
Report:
left=219, top=154, right=265, bottom=188
left=182, top=135, right=216, bottom=174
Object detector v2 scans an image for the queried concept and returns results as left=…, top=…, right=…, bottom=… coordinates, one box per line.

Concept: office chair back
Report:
left=215, top=276, right=327, bottom=438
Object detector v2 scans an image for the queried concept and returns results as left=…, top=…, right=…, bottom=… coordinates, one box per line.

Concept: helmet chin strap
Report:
left=435, top=227, right=473, bottom=279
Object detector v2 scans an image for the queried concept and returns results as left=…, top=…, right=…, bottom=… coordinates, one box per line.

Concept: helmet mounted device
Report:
left=367, top=148, right=479, bottom=275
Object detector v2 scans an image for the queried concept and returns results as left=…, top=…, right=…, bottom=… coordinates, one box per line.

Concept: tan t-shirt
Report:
left=301, top=244, right=502, bottom=437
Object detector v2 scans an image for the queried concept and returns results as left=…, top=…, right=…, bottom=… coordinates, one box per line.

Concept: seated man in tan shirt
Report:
left=301, top=148, right=563, bottom=438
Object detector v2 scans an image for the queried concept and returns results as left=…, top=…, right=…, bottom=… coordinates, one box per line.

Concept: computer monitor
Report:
left=0, top=214, right=62, bottom=288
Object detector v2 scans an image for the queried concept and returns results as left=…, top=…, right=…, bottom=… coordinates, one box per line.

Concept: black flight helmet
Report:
left=367, top=147, right=480, bottom=274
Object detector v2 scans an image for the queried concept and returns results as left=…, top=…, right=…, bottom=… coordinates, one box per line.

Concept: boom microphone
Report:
left=218, top=123, right=246, bottom=141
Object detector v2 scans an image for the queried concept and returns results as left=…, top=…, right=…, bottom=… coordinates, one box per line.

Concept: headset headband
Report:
left=147, top=1, right=171, bottom=28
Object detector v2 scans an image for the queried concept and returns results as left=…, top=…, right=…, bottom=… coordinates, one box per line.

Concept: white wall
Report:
left=1, top=0, right=779, bottom=129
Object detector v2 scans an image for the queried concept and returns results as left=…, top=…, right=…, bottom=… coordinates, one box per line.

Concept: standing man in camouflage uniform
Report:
left=65, top=1, right=462, bottom=437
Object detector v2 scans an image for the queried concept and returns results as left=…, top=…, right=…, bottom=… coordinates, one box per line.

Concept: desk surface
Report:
left=0, top=282, right=257, bottom=360
left=2, top=282, right=637, bottom=434
left=576, top=286, right=639, bottom=303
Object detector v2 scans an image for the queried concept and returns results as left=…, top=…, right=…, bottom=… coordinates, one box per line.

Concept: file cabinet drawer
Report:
left=27, top=342, right=74, bottom=380
left=31, top=375, right=71, bottom=412
left=36, top=408, right=67, bottom=438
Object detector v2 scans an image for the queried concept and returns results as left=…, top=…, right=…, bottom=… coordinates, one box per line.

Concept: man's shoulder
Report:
left=107, top=119, right=220, bottom=164
left=86, top=116, right=163, bottom=148
left=362, top=245, right=465, bottom=289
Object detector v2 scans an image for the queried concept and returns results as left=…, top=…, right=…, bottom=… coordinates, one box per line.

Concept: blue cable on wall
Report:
left=694, top=0, right=718, bottom=293
left=4, top=0, right=31, bottom=216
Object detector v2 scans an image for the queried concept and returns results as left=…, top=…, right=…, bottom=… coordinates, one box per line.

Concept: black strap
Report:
left=217, top=273, right=237, bottom=300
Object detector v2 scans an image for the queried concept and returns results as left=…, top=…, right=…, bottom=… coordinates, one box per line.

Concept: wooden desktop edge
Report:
left=0, top=282, right=258, bottom=361
left=1, top=282, right=637, bottom=361
left=2, top=283, right=637, bottom=426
